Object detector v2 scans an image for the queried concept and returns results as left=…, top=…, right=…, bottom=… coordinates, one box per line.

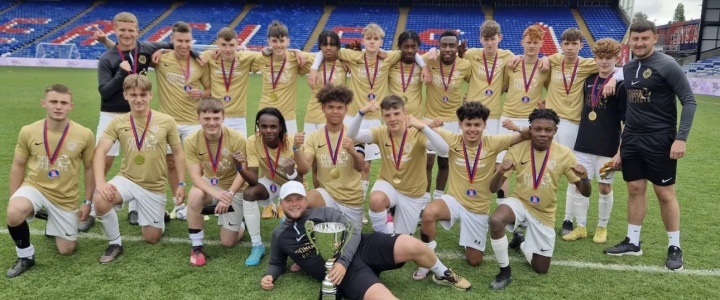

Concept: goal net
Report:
left=35, top=43, right=80, bottom=59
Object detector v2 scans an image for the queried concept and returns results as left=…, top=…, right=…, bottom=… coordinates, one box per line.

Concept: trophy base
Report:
left=318, top=290, right=341, bottom=300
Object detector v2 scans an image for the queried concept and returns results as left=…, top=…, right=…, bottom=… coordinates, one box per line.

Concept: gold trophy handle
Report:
left=337, top=221, right=355, bottom=256
left=305, top=220, right=319, bottom=255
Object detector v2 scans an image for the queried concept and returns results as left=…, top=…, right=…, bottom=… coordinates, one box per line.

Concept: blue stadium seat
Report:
left=311, top=5, right=398, bottom=51
left=238, top=3, right=323, bottom=51
left=404, top=5, right=484, bottom=53
left=579, top=6, right=627, bottom=43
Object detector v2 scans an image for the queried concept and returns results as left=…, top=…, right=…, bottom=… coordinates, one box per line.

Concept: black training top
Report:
left=622, top=51, right=696, bottom=141
left=574, top=73, right=626, bottom=157
left=264, top=207, right=361, bottom=281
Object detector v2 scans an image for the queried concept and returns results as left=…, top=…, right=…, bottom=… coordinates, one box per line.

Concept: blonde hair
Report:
left=123, top=74, right=152, bottom=92
left=113, top=12, right=138, bottom=26
left=480, top=20, right=501, bottom=38
left=592, top=38, right=622, bottom=58
left=363, top=23, right=385, bottom=38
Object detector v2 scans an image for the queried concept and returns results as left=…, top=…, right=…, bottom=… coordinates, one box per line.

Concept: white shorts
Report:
left=12, top=186, right=79, bottom=241
left=501, top=197, right=556, bottom=257
left=575, top=151, right=615, bottom=184
left=556, top=118, right=579, bottom=149
left=371, top=180, right=430, bottom=235
left=167, top=124, right=202, bottom=154
left=423, top=119, right=460, bottom=158
left=96, top=112, right=122, bottom=157
left=257, top=177, right=281, bottom=206
left=315, top=188, right=363, bottom=230
left=496, top=116, right=528, bottom=163
left=199, top=177, right=245, bottom=232
left=438, top=194, right=489, bottom=252
left=484, top=118, right=500, bottom=135
left=303, top=122, right=325, bottom=135
left=108, top=176, right=167, bottom=230
left=344, top=115, right=381, bottom=161
left=286, top=119, right=298, bottom=136
left=223, top=117, right=247, bottom=137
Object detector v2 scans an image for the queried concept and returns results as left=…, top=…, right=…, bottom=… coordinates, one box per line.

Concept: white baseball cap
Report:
left=279, top=181, right=306, bottom=200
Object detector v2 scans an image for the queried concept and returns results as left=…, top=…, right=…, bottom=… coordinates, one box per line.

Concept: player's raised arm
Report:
left=292, top=132, right=311, bottom=175
left=347, top=100, right=379, bottom=143
left=407, top=115, right=449, bottom=156
left=490, top=159, right=514, bottom=193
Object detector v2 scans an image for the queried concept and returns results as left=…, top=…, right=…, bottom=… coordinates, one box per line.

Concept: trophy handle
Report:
left=305, top=220, right=319, bottom=255
left=338, top=220, right=355, bottom=256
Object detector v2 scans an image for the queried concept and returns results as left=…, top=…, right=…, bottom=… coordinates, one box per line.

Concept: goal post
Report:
left=35, top=43, right=81, bottom=59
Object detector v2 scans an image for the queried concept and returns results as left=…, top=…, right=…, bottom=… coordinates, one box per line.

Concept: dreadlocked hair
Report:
left=255, top=107, right=288, bottom=149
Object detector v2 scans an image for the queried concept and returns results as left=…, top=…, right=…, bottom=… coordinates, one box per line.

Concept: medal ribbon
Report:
left=522, top=59, right=539, bottom=93
left=364, top=53, right=380, bottom=90
left=221, top=57, right=235, bottom=94
left=562, top=58, right=579, bottom=95
left=204, top=130, right=224, bottom=174
left=130, top=111, right=152, bottom=152
left=43, top=120, right=70, bottom=167
left=530, top=145, right=551, bottom=190
left=271, top=56, right=287, bottom=91
left=440, top=61, right=456, bottom=92
left=324, top=126, right=344, bottom=167
left=400, top=61, right=415, bottom=93
left=322, top=60, right=336, bottom=86
left=483, top=51, right=497, bottom=85
left=180, top=55, right=191, bottom=84
left=462, top=140, right=483, bottom=184
left=591, top=74, right=613, bottom=110
left=389, top=129, right=408, bottom=171
left=263, top=142, right=282, bottom=180
left=116, top=45, right=139, bottom=74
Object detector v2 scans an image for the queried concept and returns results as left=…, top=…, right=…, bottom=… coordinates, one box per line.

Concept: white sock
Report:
left=425, top=240, right=437, bottom=252
left=16, top=244, right=35, bottom=258
left=433, top=189, right=444, bottom=199
left=361, top=180, right=369, bottom=198
left=189, top=230, right=204, bottom=247
left=128, top=199, right=137, bottom=212
left=385, top=222, right=394, bottom=234
left=243, top=200, right=262, bottom=246
left=627, top=224, right=642, bottom=246
left=597, top=192, right=614, bottom=228
left=491, top=236, right=510, bottom=268
left=98, top=209, right=122, bottom=245
left=668, top=231, right=680, bottom=248
left=89, top=202, right=96, bottom=218
left=520, top=242, right=533, bottom=264
left=423, top=192, right=431, bottom=202
left=429, top=258, right=449, bottom=277
left=564, top=186, right=575, bottom=221
left=369, top=210, right=387, bottom=233
left=573, top=195, right=590, bottom=227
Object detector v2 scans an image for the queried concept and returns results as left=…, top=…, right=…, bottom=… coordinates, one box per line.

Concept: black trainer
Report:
left=164, top=211, right=171, bottom=223
left=560, top=220, right=573, bottom=236
left=604, top=237, right=643, bottom=256
left=128, top=211, right=139, bottom=226
left=489, top=266, right=512, bottom=290
left=6, top=256, right=35, bottom=278
left=497, top=189, right=505, bottom=199
left=508, top=230, right=524, bottom=250
left=665, top=246, right=684, bottom=270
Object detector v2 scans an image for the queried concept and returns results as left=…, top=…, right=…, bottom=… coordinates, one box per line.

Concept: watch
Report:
left=178, top=182, right=186, bottom=187
left=83, top=200, right=92, bottom=205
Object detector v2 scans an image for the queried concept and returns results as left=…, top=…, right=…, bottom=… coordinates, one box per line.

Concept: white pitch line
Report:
left=4, top=229, right=720, bottom=276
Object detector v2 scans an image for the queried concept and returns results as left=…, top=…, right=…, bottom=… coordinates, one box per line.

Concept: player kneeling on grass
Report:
left=261, top=181, right=471, bottom=299
left=93, top=74, right=186, bottom=264
left=5, top=84, right=96, bottom=278
left=487, top=109, right=591, bottom=290
left=185, top=98, right=248, bottom=266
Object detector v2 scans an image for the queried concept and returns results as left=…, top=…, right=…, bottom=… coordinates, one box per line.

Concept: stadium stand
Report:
left=683, top=57, right=720, bottom=77
left=236, top=3, right=324, bottom=51
left=142, top=2, right=242, bottom=46
left=311, top=5, right=398, bottom=51
left=494, top=5, right=593, bottom=57
left=404, top=5, right=485, bottom=53
left=578, top=5, right=627, bottom=43
left=0, top=0, right=92, bottom=57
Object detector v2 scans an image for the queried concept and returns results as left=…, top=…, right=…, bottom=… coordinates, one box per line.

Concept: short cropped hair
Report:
left=45, top=84, right=72, bottom=99
left=592, top=38, right=622, bottom=58
left=316, top=85, right=353, bottom=106
left=480, top=20, right=501, bottom=38
left=380, top=95, right=404, bottom=111
left=630, top=19, right=657, bottom=35
left=197, top=97, right=225, bottom=115
left=113, top=12, right=138, bottom=25
left=439, top=30, right=459, bottom=43
left=456, top=102, right=490, bottom=122
left=523, top=25, right=545, bottom=41
left=267, top=20, right=288, bottom=38
left=123, top=74, right=152, bottom=92
left=528, top=108, right=560, bottom=125
left=172, top=21, right=191, bottom=34
left=561, top=28, right=583, bottom=42
left=217, top=27, right=237, bottom=41
left=363, top=23, right=385, bottom=39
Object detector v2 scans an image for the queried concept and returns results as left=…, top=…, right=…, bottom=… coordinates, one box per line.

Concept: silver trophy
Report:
left=305, top=220, right=355, bottom=300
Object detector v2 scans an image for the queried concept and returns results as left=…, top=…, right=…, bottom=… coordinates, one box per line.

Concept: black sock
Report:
left=189, top=228, right=201, bottom=234
left=8, top=221, right=31, bottom=249
left=420, top=232, right=430, bottom=243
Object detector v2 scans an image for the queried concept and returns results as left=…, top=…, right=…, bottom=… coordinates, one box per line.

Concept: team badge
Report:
left=466, top=188, right=477, bottom=197
left=530, top=195, right=540, bottom=203
left=210, top=177, right=219, bottom=186
left=368, top=93, right=376, bottom=100
left=522, top=96, right=531, bottom=103
left=485, top=89, right=493, bottom=96
left=223, top=95, right=231, bottom=102
left=48, top=169, right=60, bottom=179
left=643, top=68, right=652, bottom=79
left=270, top=183, right=277, bottom=193
left=442, top=95, right=449, bottom=102
left=138, top=55, right=147, bottom=65
left=67, top=141, right=77, bottom=151
left=184, top=85, right=192, bottom=91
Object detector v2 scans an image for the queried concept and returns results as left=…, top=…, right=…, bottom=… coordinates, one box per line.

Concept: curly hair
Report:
left=592, top=38, right=622, bottom=59
left=456, top=101, right=490, bottom=122
left=523, top=25, right=545, bottom=41
left=316, top=84, right=353, bottom=106
left=528, top=108, right=560, bottom=125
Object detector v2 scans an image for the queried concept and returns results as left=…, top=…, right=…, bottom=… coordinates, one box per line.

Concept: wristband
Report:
left=358, top=110, right=366, bottom=117
left=178, top=182, right=186, bottom=187
left=83, top=200, right=92, bottom=205
left=227, top=190, right=235, bottom=195
left=287, top=169, right=299, bottom=180
left=236, top=166, right=243, bottom=172
left=580, top=178, right=590, bottom=182
left=292, top=146, right=300, bottom=152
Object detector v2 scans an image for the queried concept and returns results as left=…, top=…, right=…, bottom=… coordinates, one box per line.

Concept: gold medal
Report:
left=392, top=175, right=402, bottom=184
left=134, top=154, right=145, bottom=165
left=588, top=111, right=597, bottom=121
left=401, top=95, right=408, bottom=103
left=270, top=92, right=278, bottom=101
left=330, top=168, right=340, bottom=179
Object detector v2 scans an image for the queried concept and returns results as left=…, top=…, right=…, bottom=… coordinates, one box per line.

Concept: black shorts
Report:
left=338, top=233, right=404, bottom=300
left=620, top=131, right=677, bottom=186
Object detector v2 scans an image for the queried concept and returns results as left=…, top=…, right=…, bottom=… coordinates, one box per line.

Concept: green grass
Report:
left=1, top=66, right=719, bottom=299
